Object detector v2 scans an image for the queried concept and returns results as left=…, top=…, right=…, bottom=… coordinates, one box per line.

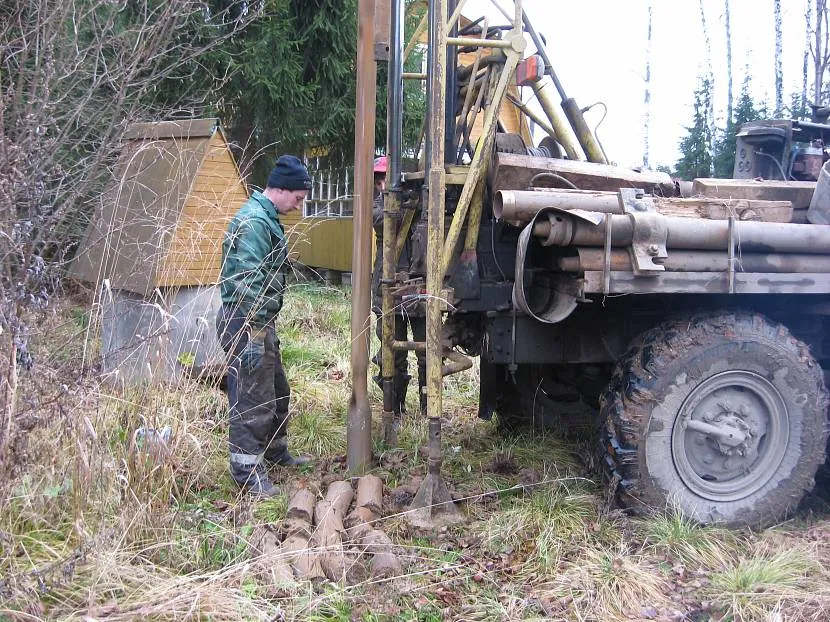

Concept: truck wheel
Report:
left=497, top=364, right=603, bottom=436
left=600, top=311, right=829, bottom=527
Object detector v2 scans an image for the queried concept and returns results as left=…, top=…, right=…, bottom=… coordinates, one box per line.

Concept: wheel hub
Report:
left=671, top=370, right=789, bottom=502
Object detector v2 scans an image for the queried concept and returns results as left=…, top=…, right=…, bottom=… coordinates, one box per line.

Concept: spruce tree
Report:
left=675, top=77, right=714, bottom=180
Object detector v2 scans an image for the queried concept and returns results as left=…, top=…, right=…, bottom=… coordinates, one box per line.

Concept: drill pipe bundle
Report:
left=558, top=249, right=830, bottom=274
left=495, top=190, right=830, bottom=255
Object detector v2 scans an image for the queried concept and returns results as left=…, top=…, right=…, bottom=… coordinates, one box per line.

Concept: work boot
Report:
left=264, top=442, right=311, bottom=468
left=231, top=462, right=281, bottom=498
left=269, top=450, right=311, bottom=467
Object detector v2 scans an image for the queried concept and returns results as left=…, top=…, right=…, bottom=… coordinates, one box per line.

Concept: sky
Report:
left=464, top=0, right=811, bottom=169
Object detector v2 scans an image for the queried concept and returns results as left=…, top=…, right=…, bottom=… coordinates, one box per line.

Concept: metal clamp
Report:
left=618, top=188, right=667, bottom=276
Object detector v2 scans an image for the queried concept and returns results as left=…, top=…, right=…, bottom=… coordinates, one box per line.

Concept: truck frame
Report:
left=348, top=0, right=830, bottom=528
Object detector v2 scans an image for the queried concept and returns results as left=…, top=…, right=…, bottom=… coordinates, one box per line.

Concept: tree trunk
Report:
left=698, top=0, right=715, bottom=167
left=774, top=0, right=784, bottom=115
left=803, top=0, right=813, bottom=114
left=0, top=334, right=17, bottom=472
left=643, top=2, right=653, bottom=169
left=724, top=0, right=734, bottom=124
left=815, top=0, right=829, bottom=105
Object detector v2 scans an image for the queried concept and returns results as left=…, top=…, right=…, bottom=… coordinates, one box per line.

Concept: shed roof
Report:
left=70, top=118, right=247, bottom=295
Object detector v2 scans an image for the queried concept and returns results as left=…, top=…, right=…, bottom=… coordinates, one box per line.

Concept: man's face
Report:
left=272, top=188, right=308, bottom=214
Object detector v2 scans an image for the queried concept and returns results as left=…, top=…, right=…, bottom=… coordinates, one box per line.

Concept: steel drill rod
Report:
left=532, top=212, right=830, bottom=254
left=381, top=0, right=405, bottom=448
left=557, top=248, right=830, bottom=273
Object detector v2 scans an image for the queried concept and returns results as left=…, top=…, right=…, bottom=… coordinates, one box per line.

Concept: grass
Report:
left=1, top=279, right=829, bottom=621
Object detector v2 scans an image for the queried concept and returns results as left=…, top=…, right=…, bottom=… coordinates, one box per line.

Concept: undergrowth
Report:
left=1, top=280, right=829, bottom=621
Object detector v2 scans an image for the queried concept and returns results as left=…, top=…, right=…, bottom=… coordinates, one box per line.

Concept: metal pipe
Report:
left=404, top=10, right=428, bottom=64
left=347, top=0, right=377, bottom=473
left=562, top=97, right=607, bottom=164
left=506, top=94, right=559, bottom=144
left=426, top=0, right=448, bottom=426
left=521, top=9, right=606, bottom=163
left=454, top=17, right=489, bottom=157
left=440, top=38, right=524, bottom=278
left=521, top=9, right=566, bottom=99
left=445, top=0, right=458, bottom=164
left=533, top=212, right=830, bottom=254
left=530, top=80, right=582, bottom=161
left=403, top=72, right=427, bottom=80
left=495, top=189, right=619, bottom=221
left=388, top=0, right=404, bottom=190
left=446, top=36, right=513, bottom=48
left=381, top=0, right=405, bottom=448
left=558, top=248, right=830, bottom=274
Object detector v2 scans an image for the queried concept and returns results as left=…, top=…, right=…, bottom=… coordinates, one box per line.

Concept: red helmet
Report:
left=373, top=156, right=388, bottom=173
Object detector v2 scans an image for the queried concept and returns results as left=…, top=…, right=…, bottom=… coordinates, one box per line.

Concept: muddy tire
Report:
left=496, top=364, right=604, bottom=436
left=600, top=311, right=829, bottom=527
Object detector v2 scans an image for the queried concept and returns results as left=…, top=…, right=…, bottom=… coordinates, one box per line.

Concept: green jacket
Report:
left=219, top=191, right=287, bottom=326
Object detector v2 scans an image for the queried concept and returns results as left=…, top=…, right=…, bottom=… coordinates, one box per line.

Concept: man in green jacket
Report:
left=216, top=154, right=311, bottom=497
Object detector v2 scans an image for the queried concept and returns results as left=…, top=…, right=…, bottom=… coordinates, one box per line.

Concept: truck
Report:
left=356, top=0, right=830, bottom=528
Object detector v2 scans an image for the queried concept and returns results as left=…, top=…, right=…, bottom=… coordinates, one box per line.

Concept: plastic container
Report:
left=808, top=159, right=830, bottom=225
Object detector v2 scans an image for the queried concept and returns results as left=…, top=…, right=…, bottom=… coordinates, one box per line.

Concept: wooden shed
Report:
left=71, top=118, right=247, bottom=384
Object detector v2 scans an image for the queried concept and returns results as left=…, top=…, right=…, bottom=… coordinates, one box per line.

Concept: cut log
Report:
left=492, top=152, right=675, bottom=194
left=362, top=529, right=402, bottom=579
left=249, top=527, right=295, bottom=590
left=286, top=488, right=316, bottom=523
left=324, top=480, right=355, bottom=516
left=280, top=517, right=312, bottom=539
left=356, top=475, right=384, bottom=515
left=281, top=534, right=325, bottom=582
left=321, top=551, right=368, bottom=585
left=692, top=177, right=816, bottom=210
left=344, top=506, right=379, bottom=542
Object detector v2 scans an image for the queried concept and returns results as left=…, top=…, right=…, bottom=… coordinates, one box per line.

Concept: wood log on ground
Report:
left=281, top=534, right=325, bottom=582
left=356, top=474, right=383, bottom=515
left=324, top=480, right=354, bottom=516
left=344, top=506, right=379, bottom=542
left=312, top=498, right=363, bottom=584
left=280, top=517, right=312, bottom=539
left=286, top=488, right=316, bottom=523
left=361, top=529, right=402, bottom=579
left=248, top=527, right=294, bottom=590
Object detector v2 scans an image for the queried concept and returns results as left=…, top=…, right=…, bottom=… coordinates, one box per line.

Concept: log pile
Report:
left=247, top=475, right=402, bottom=587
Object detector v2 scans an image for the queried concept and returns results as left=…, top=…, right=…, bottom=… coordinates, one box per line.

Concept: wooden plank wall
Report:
left=283, top=215, right=354, bottom=273
left=157, top=133, right=248, bottom=286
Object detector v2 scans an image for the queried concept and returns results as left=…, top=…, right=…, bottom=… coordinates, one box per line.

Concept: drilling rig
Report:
left=349, top=0, right=830, bottom=529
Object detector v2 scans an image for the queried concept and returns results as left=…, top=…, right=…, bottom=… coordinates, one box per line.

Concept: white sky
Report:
left=464, top=0, right=810, bottom=169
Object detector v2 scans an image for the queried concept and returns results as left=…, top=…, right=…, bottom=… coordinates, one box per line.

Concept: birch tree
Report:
left=724, top=0, right=734, bottom=125
left=643, top=3, right=653, bottom=169
left=698, top=0, right=716, bottom=171
left=803, top=0, right=814, bottom=113
left=774, top=0, right=783, bottom=115
left=813, top=0, right=830, bottom=105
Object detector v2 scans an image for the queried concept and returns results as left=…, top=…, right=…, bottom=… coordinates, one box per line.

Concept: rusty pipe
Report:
left=347, top=0, right=377, bottom=474
left=532, top=212, right=830, bottom=254
left=557, top=248, right=830, bottom=273
left=494, top=189, right=620, bottom=221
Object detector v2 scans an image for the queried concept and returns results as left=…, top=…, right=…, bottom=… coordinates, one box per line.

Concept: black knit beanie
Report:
left=267, top=155, right=312, bottom=190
